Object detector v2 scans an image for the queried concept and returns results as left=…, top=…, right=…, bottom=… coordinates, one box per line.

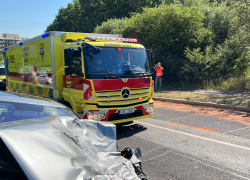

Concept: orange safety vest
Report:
left=156, top=67, right=163, bottom=77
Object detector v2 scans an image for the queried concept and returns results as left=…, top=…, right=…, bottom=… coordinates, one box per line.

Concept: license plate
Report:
left=119, top=108, right=135, bottom=115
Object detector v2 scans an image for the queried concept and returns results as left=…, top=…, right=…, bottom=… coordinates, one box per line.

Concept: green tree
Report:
left=94, top=18, right=129, bottom=34
left=46, top=0, right=161, bottom=33
left=46, top=1, right=82, bottom=32
left=184, top=27, right=250, bottom=82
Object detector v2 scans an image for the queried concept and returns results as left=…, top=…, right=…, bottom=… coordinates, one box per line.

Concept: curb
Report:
left=153, top=97, right=250, bottom=112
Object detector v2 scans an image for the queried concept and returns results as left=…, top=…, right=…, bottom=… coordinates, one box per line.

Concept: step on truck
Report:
left=3, top=32, right=154, bottom=124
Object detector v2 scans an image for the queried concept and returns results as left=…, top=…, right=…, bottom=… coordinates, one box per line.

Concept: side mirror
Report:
left=92, top=47, right=102, bottom=55
left=150, top=50, right=154, bottom=65
left=150, top=66, right=155, bottom=74
left=134, top=147, right=142, bottom=160
left=82, top=42, right=102, bottom=55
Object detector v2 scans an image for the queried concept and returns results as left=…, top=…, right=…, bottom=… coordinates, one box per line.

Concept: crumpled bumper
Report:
left=0, top=118, right=140, bottom=180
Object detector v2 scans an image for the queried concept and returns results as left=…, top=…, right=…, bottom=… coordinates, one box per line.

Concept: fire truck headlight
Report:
left=87, top=111, right=105, bottom=120
left=143, top=104, right=154, bottom=113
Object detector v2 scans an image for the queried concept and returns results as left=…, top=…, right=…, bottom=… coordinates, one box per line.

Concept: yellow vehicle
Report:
left=0, top=64, right=6, bottom=88
left=3, top=31, right=154, bottom=124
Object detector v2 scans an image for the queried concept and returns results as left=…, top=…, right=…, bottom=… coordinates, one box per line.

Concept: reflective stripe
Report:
left=156, top=67, right=163, bottom=77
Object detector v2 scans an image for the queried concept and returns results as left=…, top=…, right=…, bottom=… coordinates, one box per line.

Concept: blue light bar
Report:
left=19, top=42, right=23, bottom=46
left=4, top=48, right=7, bottom=51
left=42, top=33, right=50, bottom=38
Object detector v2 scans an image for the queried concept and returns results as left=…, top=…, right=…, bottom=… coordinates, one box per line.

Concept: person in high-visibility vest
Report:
left=154, top=62, right=164, bottom=91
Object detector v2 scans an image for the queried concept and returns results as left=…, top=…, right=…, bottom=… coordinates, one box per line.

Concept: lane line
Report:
left=139, top=121, right=250, bottom=151
left=118, top=128, right=250, bottom=177
left=142, top=148, right=250, bottom=179
left=222, top=126, right=250, bottom=134
left=143, top=147, right=163, bottom=156
left=169, top=150, right=250, bottom=180
left=143, top=151, right=169, bottom=162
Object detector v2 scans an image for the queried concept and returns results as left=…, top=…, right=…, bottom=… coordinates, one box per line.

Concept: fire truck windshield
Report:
left=84, top=47, right=150, bottom=79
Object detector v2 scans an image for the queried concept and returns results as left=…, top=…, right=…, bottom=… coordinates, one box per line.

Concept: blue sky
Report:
left=0, top=0, right=71, bottom=38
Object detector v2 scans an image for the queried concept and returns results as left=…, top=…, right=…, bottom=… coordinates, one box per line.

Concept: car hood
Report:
left=0, top=117, right=140, bottom=180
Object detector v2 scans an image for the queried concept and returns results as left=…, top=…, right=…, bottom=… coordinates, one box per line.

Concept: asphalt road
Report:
left=117, top=107, right=250, bottom=180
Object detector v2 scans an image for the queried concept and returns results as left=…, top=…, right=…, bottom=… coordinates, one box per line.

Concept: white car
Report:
left=0, top=91, right=146, bottom=180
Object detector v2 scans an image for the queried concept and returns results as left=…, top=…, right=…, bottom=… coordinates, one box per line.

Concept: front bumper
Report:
left=81, top=102, right=154, bottom=124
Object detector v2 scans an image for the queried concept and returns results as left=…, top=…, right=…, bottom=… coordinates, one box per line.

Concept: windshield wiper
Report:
left=89, top=71, right=120, bottom=78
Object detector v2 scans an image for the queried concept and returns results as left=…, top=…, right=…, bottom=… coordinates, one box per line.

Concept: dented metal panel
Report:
left=0, top=118, right=140, bottom=180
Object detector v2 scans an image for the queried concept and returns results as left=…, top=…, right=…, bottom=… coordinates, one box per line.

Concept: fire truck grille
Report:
left=95, top=88, right=150, bottom=106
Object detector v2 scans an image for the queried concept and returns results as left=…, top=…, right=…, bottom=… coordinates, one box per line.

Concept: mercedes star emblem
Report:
left=122, top=88, right=130, bottom=99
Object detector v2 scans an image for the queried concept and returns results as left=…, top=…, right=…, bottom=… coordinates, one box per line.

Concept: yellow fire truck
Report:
left=3, top=32, right=154, bottom=124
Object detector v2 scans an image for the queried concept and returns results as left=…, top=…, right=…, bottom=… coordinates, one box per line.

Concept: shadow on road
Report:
left=116, top=123, right=147, bottom=140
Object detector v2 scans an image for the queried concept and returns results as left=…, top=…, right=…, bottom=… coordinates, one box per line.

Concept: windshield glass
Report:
left=0, top=101, right=79, bottom=123
left=84, top=47, right=150, bottom=79
left=0, top=68, right=5, bottom=75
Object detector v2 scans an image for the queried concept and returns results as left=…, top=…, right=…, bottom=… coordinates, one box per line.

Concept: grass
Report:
left=153, top=91, right=250, bottom=107
left=163, top=70, right=250, bottom=92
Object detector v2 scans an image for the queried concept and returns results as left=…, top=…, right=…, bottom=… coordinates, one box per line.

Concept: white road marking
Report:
left=143, top=147, right=163, bottom=156
left=129, top=134, right=250, bottom=176
left=143, top=149, right=250, bottom=179
left=222, top=126, right=250, bottom=134
left=139, top=121, right=250, bottom=151
left=169, top=150, right=250, bottom=180
left=143, top=151, right=169, bottom=162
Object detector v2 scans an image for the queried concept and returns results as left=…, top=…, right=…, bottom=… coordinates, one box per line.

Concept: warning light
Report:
left=138, top=97, right=143, bottom=100
left=42, top=33, right=50, bottom=38
left=84, top=36, right=137, bottom=43
left=118, top=47, right=121, bottom=51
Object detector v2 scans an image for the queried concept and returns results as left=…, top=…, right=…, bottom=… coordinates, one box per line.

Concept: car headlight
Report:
left=87, top=111, right=105, bottom=120
left=0, top=79, right=2, bottom=82
left=143, top=103, right=154, bottom=112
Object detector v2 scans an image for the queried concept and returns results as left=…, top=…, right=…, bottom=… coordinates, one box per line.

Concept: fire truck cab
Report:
left=4, top=32, right=154, bottom=124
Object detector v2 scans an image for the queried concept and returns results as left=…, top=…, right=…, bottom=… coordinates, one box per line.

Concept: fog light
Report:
left=87, top=111, right=105, bottom=120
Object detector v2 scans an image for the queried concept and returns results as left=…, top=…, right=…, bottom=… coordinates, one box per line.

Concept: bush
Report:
left=94, top=18, right=129, bottom=34
left=95, top=4, right=213, bottom=83
left=95, top=1, right=250, bottom=90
